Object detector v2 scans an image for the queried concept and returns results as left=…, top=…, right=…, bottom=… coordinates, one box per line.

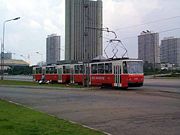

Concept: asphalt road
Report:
left=0, top=86, right=180, bottom=135
left=143, top=78, right=180, bottom=93
left=4, top=75, right=33, bottom=81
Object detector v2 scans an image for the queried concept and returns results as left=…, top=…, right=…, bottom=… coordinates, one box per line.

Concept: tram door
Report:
left=82, top=63, right=90, bottom=86
left=57, top=67, right=62, bottom=83
left=86, top=64, right=90, bottom=86
left=114, top=64, right=121, bottom=87
left=42, top=67, right=46, bottom=75
left=70, top=65, right=74, bottom=83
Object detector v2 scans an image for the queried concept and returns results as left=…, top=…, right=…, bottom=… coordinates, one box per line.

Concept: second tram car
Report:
left=32, top=66, right=43, bottom=81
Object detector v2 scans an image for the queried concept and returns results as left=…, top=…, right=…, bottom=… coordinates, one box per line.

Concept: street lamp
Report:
left=36, top=52, right=43, bottom=65
left=1, top=17, right=20, bottom=80
left=20, top=55, right=27, bottom=61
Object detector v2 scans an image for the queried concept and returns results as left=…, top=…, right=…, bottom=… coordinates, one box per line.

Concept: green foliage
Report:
left=0, top=100, right=104, bottom=135
left=6, top=66, right=32, bottom=75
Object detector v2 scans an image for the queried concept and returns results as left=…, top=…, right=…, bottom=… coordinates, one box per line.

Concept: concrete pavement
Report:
left=0, top=86, right=180, bottom=135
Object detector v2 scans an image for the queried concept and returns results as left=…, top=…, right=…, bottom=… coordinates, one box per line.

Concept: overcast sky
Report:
left=0, top=0, right=180, bottom=65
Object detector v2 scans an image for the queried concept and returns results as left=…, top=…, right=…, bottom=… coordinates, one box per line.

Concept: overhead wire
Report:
left=115, top=15, right=180, bottom=31
left=120, top=27, right=180, bottom=40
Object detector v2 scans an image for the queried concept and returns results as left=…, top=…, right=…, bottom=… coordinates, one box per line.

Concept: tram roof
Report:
left=36, top=58, right=142, bottom=67
left=81, top=57, right=142, bottom=64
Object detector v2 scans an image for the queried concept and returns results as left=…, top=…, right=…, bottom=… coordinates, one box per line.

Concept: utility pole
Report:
left=86, top=2, right=90, bottom=87
left=82, top=0, right=86, bottom=87
left=151, top=33, right=156, bottom=78
left=82, top=0, right=90, bottom=87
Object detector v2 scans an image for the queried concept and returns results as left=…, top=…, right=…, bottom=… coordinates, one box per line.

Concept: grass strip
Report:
left=0, top=80, right=83, bottom=88
left=0, top=99, right=104, bottom=135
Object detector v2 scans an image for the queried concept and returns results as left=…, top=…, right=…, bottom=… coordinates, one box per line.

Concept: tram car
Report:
left=32, top=66, right=43, bottom=82
left=72, top=59, right=144, bottom=88
left=33, top=64, right=72, bottom=83
left=33, top=58, right=144, bottom=88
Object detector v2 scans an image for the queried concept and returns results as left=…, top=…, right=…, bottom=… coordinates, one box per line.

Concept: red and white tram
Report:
left=33, top=59, right=144, bottom=88
left=72, top=59, right=144, bottom=88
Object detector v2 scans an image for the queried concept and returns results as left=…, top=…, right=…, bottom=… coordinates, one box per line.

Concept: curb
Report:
left=0, top=85, right=100, bottom=91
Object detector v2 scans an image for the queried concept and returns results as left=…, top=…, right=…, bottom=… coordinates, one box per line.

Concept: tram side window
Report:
left=49, top=67, right=55, bottom=74
left=98, top=64, right=104, bottom=74
left=54, top=68, right=57, bottom=74
left=91, top=64, right=97, bottom=74
left=51, top=67, right=54, bottom=74
left=57, top=68, right=62, bottom=74
left=47, top=67, right=51, bottom=74
left=42, top=68, right=46, bottom=74
left=74, top=65, right=79, bottom=74
left=46, top=67, right=49, bottom=74
left=46, top=67, right=50, bottom=74
left=63, top=66, right=66, bottom=74
left=63, top=66, right=70, bottom=74
left=80, top=65, right=84, bottom=74
left=123, top=61, right=128, bottom=73
left=46, top=67, right=56, bottom=74
left=105, top=63, right=112, bottom=74
left=36, top=68, right=42, bottom=74
left=33, top=69, right=36, bottom=74
left=33, top=70, right=35, bottom=74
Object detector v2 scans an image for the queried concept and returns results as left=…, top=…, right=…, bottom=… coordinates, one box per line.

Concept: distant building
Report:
left=46, top=34, right=61, bottom=65
left=0, top=59, right=29, bottom=70
left=0, top=52, right=12, bottom=60
left=160, top=37, right=180, bottom=67
left=138, top=31, right=160, bottom=68
left=3, top=59, right=29, bottom=66
left=65, top=0, right=103, bottom=62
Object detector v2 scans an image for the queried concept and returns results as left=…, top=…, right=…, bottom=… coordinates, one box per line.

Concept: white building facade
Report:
left=138, top=31, right=160, bottom=68
left=160, top=37, right=180, bottom=67
left=65, top=0, right=103, bottom=61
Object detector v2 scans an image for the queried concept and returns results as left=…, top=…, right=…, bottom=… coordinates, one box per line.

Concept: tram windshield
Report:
left=123, top=61, right=143, bottom=74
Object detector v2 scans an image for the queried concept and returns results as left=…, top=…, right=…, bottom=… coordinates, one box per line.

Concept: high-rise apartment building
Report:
left=138, top=31, right=160, bottom=67
left=160, top=37, right=180, bottom=67
left=65, top=0, right=103, bottom=61
left=46, top=34, right=61, bottom=65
